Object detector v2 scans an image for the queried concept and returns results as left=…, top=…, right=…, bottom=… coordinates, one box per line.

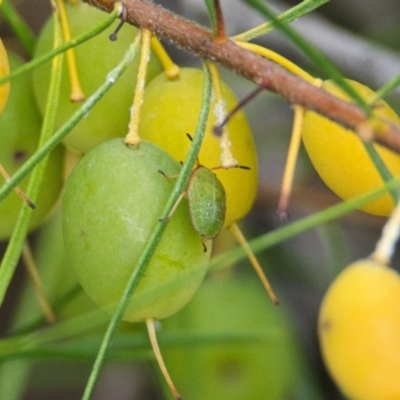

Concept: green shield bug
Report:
left=159, top=163, right=226, bottom=252
left=159, top=133, right=250, bottom=251
left=159, top=165, right=249, bottom=252
left=187, top=164, right=226, bottom=243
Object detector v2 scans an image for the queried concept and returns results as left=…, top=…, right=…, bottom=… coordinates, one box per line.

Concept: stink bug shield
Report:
left=187, top=166, right=226, bottom=240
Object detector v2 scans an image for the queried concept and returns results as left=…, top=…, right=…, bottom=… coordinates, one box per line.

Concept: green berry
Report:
left=61, top=139, right=211, bottom=322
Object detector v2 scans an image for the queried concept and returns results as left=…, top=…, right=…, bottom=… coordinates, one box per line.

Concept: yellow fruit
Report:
left=302, top=80, right=400, bottom=216
left=318, top=259, right=400, bottom=400
left=0, top=38, right=10, bottom=114
left=138, top=68, right=258, bottom=228
left=32, top=1, right=162, bottom=154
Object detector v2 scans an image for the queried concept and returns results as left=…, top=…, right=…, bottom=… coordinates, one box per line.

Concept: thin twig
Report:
left=146, top=319, right=182, bottom=400
left=229, top=223, right=279, bottom=305
left=0, top=163, right=35, bottom=209
left=22, top=242, right=56, bottom=324
left=85, top=0, right=400, bottom=154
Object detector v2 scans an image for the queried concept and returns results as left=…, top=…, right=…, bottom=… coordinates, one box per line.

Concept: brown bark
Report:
left=86, top=0, right=400, bottom=154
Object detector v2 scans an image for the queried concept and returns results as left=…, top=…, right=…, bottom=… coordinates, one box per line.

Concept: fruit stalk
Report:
left=0, top=3, right=122, bottom=88
left=0, top=13, right=140, bottom=206
left=84, top=0, right=400, bottom=154
left=0, top=12, right=64, bottom=311
left=80, top=63, right=213, bottom=400
left=146, top=318, right=182, bottom=400
left=372, top=198, right=400, bottom=265
left=21, top=242, right=56, bottom=324
left=56, top=0, right=85, bottom=102
left=125, top=28, right=150, bottom=145
left=209, top=175, right=400, bottom=273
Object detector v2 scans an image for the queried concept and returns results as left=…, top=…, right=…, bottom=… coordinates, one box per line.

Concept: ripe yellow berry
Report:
left=0, top=38, right=10, bottom=114
left=318, top=259, right=400, bottom=400
left=302, top=80, right=400, bottom=216
left=138, top=68, right=258, bottom=228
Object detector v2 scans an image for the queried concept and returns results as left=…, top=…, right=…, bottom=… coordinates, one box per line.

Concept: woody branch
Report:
left=85, top=0, right=400, bottom=154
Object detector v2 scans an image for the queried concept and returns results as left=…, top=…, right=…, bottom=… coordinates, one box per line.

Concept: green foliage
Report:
left=1, top=1, right=400, bottom=399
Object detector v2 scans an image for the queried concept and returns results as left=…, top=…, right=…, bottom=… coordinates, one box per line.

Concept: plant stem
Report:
left=81, top=62, right=213, bottom=400
left=83, top=0, right=400, bottom=154
left=150, top=36, right=180, bottom=79
left=56, top=0, right=85, bottom=101
left=146, top=319, right=181, bottom=400
left=0, top=11, right=136, bottom=206
left=0, top=0, right=36, bottom=56
left=372, top=199, right=400, bottom=264
left=213, top=0, right=227, bottom=43
left=125, top=28, right=151, bottom=145
left=0, top=2, right=122, bottom=86
left=234, top=0, right=329, bottom=41
left=372, top=72, right=400, bottom=102
left=229, top=223, right=279, bottom=305
left=210, top=175, right=400, bottom=272
left=0, top=8, right=63, bottom=310
left=22, top=242, right=56, bottom=324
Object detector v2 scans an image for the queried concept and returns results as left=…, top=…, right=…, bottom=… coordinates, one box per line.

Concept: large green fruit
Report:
left=162, top=274, right=302, bottom=400
left=0, top=53, right=64, bottom=241
left=61, top=139, right=211, bottom=322
left=32, top=1, right=162, bottom=154
left=138, top=68, right=258, bottom=228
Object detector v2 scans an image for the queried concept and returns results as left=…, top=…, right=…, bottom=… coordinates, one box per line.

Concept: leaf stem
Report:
left=0, top=2, right=123, bottom=86
left=210, top=175, right=400, bottom=272
left=81, top=63, right=213, bottom=400
left=233, top=0, right=329, bottom=42
left=0, top=23, right=139, bottom=205
left=244, top=0, right=369, bottom=111
left=236, top=41, right=399, bottom=211
left=372, top=72, right=400, bottom=102
left=0, top=0, right=36, bottom=57
left=82, top=0, right=400, bottom=155
left=0, top=7, right=63, bottom=310
left=361, top=142, right=399, bottom=205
